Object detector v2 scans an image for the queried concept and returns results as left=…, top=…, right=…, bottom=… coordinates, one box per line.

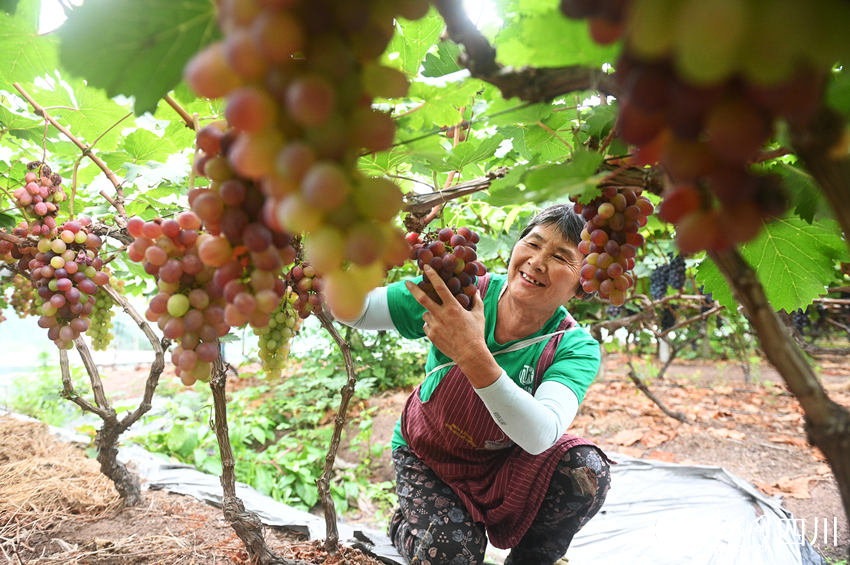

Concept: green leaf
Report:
left=0, top=0, right=21, bottom=15
left=774, top=163, right=828, bottom=224
left=250, top=425, right=266, bottom=444
left=386, top=11, right=445, bottom=76
left=27, top=77, right=131, bottom=151
left=827, top=68, right=850, bottom=116
left=57, top=0, right=220, bottom=115
left=696, top=217, right=849, bottom=312
left=495, top=4, right=619, bottom=68
left=422, top=40, right=462, bottom=78
left=445, top=135, right=503, bottom=170
left=166, top=423, right=198, bottom=459
left=0, top=2, right=59, bottom=84
left=0, top=212, right=15, bottom=228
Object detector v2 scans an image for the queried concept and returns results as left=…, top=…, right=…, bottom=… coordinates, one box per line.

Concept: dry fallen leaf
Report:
left=767, top=435, right=809, bottom=448
left=616, top=446, right=644, bottom=458
left=775, top=476, right=813, bottom=499
left=640, top=430, right=672, bottom=449
left=612, top=428, right=645, bottom=447
left=647, top=450, right=676, bottom=463
left=708, top=428, right=747, bottom=441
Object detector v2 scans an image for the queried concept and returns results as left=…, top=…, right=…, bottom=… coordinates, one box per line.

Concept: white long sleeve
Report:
left=475, top=371, right=579, bottom=455
left=335, top=286, right=396, bottom=331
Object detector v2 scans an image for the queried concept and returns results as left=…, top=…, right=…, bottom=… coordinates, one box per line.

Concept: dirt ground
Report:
left=0, top=416, right=383, bottom=565
left=354, top=353, right=850, bottom=562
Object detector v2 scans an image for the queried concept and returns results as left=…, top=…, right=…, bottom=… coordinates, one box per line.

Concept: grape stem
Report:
left=431, top=0, right=619, bottom=101
left=163, top=94, right=196, bottom=130
left=12, top=83, right=128, bottom=224
left=315, top=310, right=359, bottom=555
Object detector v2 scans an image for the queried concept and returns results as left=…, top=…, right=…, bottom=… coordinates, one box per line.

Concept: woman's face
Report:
left=506, top=223, right=582, bottom=311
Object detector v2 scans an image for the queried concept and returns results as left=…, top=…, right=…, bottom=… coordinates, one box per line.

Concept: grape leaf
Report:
left=26, top=78, right=131, bottom=151
left=495, top=4, right=619, bottom=68
left=422, top=40, right=462, bottom=78
left=0, top=0, right=20, bottom=14
left=826, top=68, right=850, bottom=116
left=445, top=135, right=504, bottom=171
left=386, top=11, right=445, bottom=76
left=0, top=2, right=59, bottom=84
left=696, top=217, right=849, bottom=312
left=57, top=0, right=219, bottom=115
left=0, top=212, right=15, bottom=228
left=774, top=163, right=828, bottom=224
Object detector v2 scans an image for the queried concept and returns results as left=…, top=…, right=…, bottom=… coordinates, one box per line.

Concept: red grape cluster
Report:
left=285, top=263, right=324, bottom=319
left=561, top=0, right=849, bottom=254
left=572, top=188, right=653, bottom=306
left=189, top=127, right=296, bottom=330
left=30, top=218, right=107, bottom=349
left=127, top=214, right=229, bottom=385
left=406, top=226, right=486, bottom=310
left=12, top=161, right=67, bottom=236
left=183, top=0, right=421, bottom=319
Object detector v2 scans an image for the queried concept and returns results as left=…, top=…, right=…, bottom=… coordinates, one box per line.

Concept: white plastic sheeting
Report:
left=567, top=453, right=825, bottom=565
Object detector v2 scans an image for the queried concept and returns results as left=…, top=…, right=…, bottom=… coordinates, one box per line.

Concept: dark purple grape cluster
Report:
left=406, top=226, right=486, bottom=310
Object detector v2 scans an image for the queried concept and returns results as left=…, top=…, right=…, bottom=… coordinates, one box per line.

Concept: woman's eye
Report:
left=554, top=255, right=566, bottom=262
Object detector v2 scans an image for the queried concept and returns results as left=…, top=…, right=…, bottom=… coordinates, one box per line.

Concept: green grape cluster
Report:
left=89, top=274, right=123, bottom=351
left=254, top=289, right=302, bottom=379
left=9, top=273, right=41, bottom=318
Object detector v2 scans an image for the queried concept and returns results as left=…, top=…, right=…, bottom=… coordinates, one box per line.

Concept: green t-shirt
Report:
left=387, top=273, right=600, bottom=449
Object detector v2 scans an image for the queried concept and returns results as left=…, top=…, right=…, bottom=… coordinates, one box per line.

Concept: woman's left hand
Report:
left=405, top=265, right=488, bottom=368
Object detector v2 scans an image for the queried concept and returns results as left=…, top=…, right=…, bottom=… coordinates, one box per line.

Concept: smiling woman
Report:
left=337, top=204, right=612, bottom=565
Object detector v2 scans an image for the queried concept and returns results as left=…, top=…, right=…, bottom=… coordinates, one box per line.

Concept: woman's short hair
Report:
left=518, top=204, right=584, bottom=246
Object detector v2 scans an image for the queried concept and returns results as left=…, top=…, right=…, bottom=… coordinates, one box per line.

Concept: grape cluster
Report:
left=790, top=308, right=810, bottom=334
left=183, top=0, right=422, bottom=320
left=11, top=161, right=67, bottom=236
left=649, top=264, right=670, bottom=300
left=606, top=305, right=623, bottom=318
left=9, top=273, right=41, bottom=318
left=405, top=226, right=486, bottom=310
left=254, top=289, right=302, bottom=378
left=572, top=187, right=654, bottom=306
left=561, top=0, right=850, bottom=253
left=189, top=126, right=296, bottom=330
left=30, top=218, right=107, bottom=349
left=126, top=214, right=229, bottom=386
left=285, top=263, right=324, bottom=319
left=668, top=253, right=686, bottom=290
left=659, top=306, right=676, bottom=331
left=89, top=273, right=123, bottom=351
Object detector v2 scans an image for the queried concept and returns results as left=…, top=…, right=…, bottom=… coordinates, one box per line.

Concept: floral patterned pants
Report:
left=389, top=444, right=611, bottom=565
